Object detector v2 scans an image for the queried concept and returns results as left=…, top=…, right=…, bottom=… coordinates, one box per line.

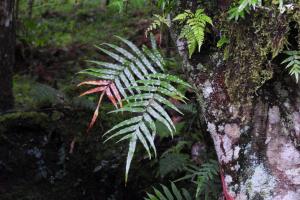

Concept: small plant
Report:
left=281, top=50, right=300, bottom=83
left=146, top=14, right=170, bottom=36
left=176, top=160, right=220, bottom=199
left=78, top=36, right=190, bottom=182
left=228, top=0, right=261, bottom=21
left=145, top=182, right=192, bottom=200
left=173, top=9, right=212, bottom=58
left=217, top=35, right=230, bottom=48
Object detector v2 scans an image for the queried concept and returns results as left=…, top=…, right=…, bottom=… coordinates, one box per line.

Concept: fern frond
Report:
left=78, top=36, right=165, bottom=131
left=159, top=153, right=189, bottom=177
left=104, top=73, right=190, bottom=182
left=79, top=37, right=191, bottom=183
left=282, top=50, right=300, bottom=83
left=145, top=182, right=192, bottom=200
left=176, top=160, right=219, bottom=198
left=228, top=0, right=260, bottom=21
left=173, top=9, right=212, bottom=58
left=146, top=14, right=171, bottom=36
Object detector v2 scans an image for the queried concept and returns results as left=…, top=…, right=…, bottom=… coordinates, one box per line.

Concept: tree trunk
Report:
left=27, top=0, right=34, bottom=19
left=172, top=1, right=300, bottom=199
left=0, top=0, right=15, bottom=112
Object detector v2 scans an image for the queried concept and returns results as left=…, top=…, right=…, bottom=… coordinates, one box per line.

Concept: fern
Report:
left=173, top=9, right=212, bottom=58
left=79, top=37, right=191, bottom=182
left=104, top=73, right=190, bottom=181
left=145, top=182, right=192, bottom=200
left=228, top=0, right=261, bottom=21
left=78, top=36, right=165, bottom=131
left=176, top=160, right=219, bottom=199
left=281, top=50, right=300, bottom=83
left=146, top=14, right=170, bottom=36
left=159, top=153, right=189, bottom=177
left=217, top=35, right=230, bottom=48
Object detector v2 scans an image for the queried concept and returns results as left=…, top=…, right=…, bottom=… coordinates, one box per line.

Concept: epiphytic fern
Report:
left=228, top=0, right=261, bottom=21
left=145, top=182, right=192, bottom=200
left=282, top=50, right=300, bottom=83
left=173, top=9, right=212, bottom=58
left=79, top=36, right=190, bottom=182
left=104, top=73, right=190, bottom=181
left=78, top=36, right=165, bottom=131
left=176, top=159, right=220, bottom=199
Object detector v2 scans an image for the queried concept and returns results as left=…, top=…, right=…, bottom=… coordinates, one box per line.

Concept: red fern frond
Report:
left=78, top=80, right=123, bottom=132
left=220, top=169, right=235, bottom=200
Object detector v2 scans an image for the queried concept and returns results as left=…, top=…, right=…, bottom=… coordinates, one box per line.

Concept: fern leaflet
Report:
left=104, top=73, right=190, bottom=182
left=282, top=50, right=300, bottom=83
left=79, top=37, right=190, bottom=182
left=176, top=160, right=219, bottom=198
left=145, top=182, right=192, bottom=200
left=78, top=36, right=164, bottom=131
left=228, top=0, right=261, bottom=21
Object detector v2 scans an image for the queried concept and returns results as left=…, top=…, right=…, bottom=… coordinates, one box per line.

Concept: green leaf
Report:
left=125, top=133, right=137, bottom=183
left=171, top=182, right=183, bottom=200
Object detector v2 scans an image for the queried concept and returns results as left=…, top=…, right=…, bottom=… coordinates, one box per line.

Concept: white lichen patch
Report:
left=229, top=104, right=239, bottom=119
left=240, top=164, right=277, bottom=200
left=203, top=80, right=213, bottom=98
left=225, top=175, right=233, bottom=184
left=208, top=123, right=236, bottom=163
left=208, top=122, right=222, bottom=162
left=218, top=124, right=224, bottom=132
left=273, top=190, right=300, bottom=200
left=233, top=146, right=241, bottom=160
left=285, top=168, right=300, bottom=184
left=267, top=135, right=300, bottom=185
left=225, top=123, right=241, bottom=141
left=221, top=134, right=234, bottom=163
left=268, top=106, right=280, bottom=124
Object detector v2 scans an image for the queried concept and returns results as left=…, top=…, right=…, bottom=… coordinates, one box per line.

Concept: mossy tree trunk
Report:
left=0, top=0, right=15, bottom=112
left=172, top=1, right=300, bottom=199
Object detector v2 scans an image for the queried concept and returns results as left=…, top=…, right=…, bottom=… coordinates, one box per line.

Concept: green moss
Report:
left=217, top=7, right=292, bottom=102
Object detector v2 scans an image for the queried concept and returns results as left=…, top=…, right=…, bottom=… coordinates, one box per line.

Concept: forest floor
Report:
left=1, top=2, right=160, bottom=200
left=1, top=1, right=212, bottom=200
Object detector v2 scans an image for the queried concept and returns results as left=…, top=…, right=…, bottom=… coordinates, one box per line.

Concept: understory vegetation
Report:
left=1, top=0, right=220, bottom=199
left=1, top=0, right=299, bottom=200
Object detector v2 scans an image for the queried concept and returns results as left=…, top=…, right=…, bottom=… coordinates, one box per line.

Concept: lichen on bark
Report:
left=171, top=1, right=300, bottom=199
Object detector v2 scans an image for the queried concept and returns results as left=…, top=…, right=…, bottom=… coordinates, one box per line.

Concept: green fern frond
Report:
left=145, top=182, right=192, bottom=200
left=159, top=153, right=189, bottom=177
left=176, top=159, right=219, bottom=198
left=104, top=73, right=190, bottom=182
left=146, top=14, right=171, bottom=36
left=228, top=0, right=261, bottom=21
left=79, top=36, right=191, bottom=183
left=79, top=36, right=164, bottom=97
left=217, top=35, right=230, bottom=48
left=173, top=9, right=212, bottom=58
left=282, top=50, right=300, bottom=83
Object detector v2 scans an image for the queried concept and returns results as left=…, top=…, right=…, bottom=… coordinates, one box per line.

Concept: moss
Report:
left=0, top=112, right=50, bottom=133
left=216, top=7, right=292, bottom=102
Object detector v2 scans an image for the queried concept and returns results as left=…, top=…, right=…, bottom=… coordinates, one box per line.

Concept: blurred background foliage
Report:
left=0, top=0, right=220, bottom=199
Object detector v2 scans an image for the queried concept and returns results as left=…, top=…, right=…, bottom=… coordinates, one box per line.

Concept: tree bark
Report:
left=172, top=1, right=300, bottom=199
left=0, top=0, right=15, bottom=112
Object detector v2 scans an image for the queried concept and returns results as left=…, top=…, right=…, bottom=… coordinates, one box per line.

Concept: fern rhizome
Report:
left=78, top=36, right=191, bottom=182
